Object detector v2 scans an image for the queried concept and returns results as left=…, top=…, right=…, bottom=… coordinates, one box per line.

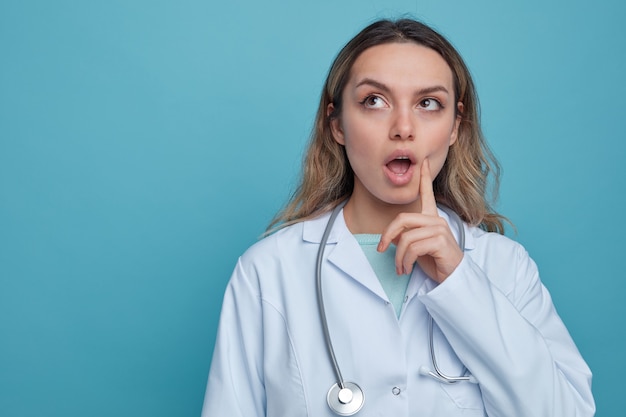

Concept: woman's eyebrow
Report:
left=354, top=78, right=391, bottom=93
left=414, top=85, right=450, bottom=96
left=354, top=78, right=450, bottom=96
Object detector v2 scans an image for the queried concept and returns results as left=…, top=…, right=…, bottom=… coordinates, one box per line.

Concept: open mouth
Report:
left=386, top=156, right=412, bottom=175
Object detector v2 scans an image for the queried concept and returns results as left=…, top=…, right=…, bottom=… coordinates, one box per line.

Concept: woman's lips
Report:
left=384, top=151, right=416, bottom=185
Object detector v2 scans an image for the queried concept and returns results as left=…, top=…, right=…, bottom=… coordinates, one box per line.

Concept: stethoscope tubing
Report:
left=316, top=200, right=349, bottom=389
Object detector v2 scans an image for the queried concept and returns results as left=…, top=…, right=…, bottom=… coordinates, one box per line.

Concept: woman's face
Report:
left=330, top=42, right=461, bottom=212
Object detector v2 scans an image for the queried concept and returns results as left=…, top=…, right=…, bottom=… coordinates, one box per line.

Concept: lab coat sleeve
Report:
left=201, top=257, right=266, bottom=417
left=419, top=242, right=595, bottom=417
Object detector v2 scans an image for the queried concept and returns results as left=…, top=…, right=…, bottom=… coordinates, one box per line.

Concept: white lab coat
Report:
left=202, top=208, right=595, bottom=417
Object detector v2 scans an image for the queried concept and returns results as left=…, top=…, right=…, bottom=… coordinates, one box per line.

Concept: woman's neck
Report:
left=342, top=193, right=422, bottom=234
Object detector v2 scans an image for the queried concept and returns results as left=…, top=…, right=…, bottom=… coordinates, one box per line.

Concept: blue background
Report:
left=1, top=0, right=624, bottom=416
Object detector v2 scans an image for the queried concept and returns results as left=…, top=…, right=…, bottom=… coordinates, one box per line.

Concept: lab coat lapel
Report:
left=405, top=267, right=432, bottom=303
left=326, top=233, right=389, bottom=302
left=303, top=209, right=389, bottom=301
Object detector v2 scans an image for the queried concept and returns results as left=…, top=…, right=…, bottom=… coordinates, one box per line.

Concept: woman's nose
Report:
left=389, top=108, right=415, bottom=140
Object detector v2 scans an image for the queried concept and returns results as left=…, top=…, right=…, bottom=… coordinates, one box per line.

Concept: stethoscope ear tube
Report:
left=424, top=315, right=475, bottom=384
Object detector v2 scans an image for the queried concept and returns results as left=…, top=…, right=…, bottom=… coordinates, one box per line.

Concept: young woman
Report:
left=201, top=19, right=595, bottom=416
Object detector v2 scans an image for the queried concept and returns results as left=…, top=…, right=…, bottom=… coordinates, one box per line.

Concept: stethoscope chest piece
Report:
left=327, top=382, right=364, bottom=416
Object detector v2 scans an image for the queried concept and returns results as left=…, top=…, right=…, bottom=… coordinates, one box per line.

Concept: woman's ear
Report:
left=327, top=103, right=345, bottom=145
left=450, top=102, right=464, bottom=145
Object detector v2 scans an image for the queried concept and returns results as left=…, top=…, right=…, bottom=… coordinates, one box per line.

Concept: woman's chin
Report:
left=377, top=192, right=421, bottom=208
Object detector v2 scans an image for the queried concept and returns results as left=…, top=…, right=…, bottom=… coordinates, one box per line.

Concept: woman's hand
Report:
left=377, top=159, right=463, bottom=283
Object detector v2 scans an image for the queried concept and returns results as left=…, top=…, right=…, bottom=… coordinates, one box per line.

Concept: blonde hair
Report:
left=269, top=19, right=507, bottom=233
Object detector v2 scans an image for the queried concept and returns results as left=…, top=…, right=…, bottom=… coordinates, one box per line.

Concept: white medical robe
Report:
left=202, top=208, right=595, bottom=416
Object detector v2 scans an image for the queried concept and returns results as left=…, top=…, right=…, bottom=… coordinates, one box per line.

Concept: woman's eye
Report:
left=419, top=98, right=442, bottom=111
left=361, top=95, right=386, bottom=109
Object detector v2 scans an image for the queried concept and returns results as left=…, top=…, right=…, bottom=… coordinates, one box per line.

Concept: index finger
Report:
left=419, top=158, right=438, bottom=216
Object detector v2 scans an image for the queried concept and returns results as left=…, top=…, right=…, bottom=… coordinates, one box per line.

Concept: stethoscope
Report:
left=316, top=201, right=477, bottom=416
